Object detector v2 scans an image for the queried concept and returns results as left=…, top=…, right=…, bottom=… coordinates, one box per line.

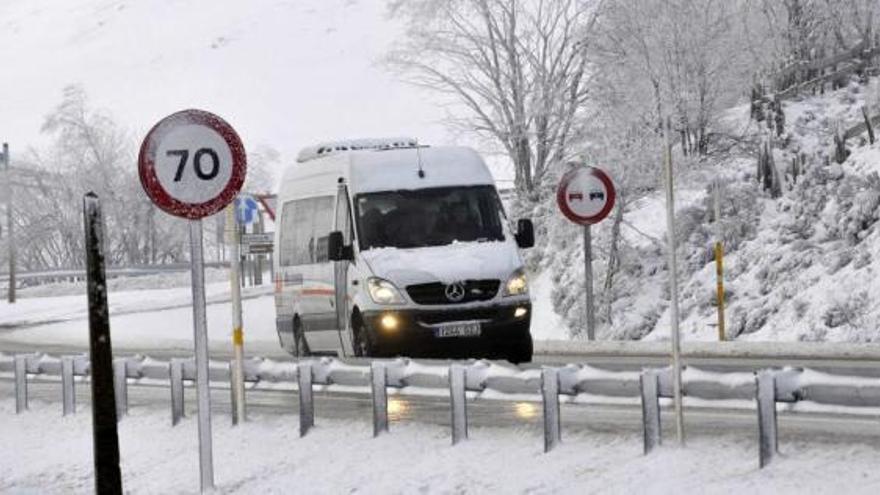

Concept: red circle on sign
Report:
left=138, top=109, right=246, bottom=220
left=556, top=166, right=616, bottom=225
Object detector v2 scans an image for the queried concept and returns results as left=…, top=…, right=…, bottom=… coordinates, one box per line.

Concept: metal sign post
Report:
left=2, top=142, right=15, bottom=304
left=83, top=192, right=123, bottom=494
left=662, top=117, right=685, bottom=445
left=557, top=166, right=616, bottom=340
left=226, top=203, right=246, bottom=425
left=713, top=180, right=726, bottom=341
left=138, top=109, right=246, bottom=493
left=583, top=225, right=595, bottom=340
left=188, top=218, right=214, bottom=487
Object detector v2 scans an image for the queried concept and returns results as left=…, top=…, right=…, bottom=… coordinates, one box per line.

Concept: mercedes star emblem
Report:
left=444, top=282, right=466, bottom=302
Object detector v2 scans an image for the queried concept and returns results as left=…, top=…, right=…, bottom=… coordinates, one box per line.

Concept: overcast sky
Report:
left=0, top=0, right=512, bottom=182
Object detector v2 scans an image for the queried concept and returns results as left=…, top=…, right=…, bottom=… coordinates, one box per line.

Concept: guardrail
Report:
left=535, top=340, right=880, bottom=363
left=2, top=352, right=878, bottom=468
left=767, top=39, right=880, bottom=98
left=0, top=263, right=230, bottom=286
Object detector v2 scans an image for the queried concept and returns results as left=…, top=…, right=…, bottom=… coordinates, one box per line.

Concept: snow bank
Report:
left=0, top=289, right=279, bottom=351
left=2, top=399, right=879, bottom=493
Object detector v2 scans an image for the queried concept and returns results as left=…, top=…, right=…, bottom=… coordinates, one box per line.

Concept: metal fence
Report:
left=2, top=352, right=879, bottom=468
left=0, top=263, right=231, bottom=287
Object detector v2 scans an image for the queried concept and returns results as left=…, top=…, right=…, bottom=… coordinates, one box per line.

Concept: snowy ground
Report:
left=1, top=397, right=878, bottom=494
left=0, top=277, right=279, bottom=353
left=1, top=267, right=564, bottom=350
left=528, top=270, right=566, bottom=341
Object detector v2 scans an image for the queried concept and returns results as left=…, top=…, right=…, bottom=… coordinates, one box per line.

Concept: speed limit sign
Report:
left=137, top=108, right=247, bottom=492
left=138, top=109, right=246, bottom=219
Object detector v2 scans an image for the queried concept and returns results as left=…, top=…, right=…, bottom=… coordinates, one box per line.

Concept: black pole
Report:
left=83, top=192, right=122, bottom=495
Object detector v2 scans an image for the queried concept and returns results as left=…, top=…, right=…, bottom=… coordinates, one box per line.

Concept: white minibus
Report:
left=273, top=138, right=534, bottom=362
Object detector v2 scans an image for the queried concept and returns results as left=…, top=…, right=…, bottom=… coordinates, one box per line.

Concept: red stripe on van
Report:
left=300, top=288, right=335, bottom=297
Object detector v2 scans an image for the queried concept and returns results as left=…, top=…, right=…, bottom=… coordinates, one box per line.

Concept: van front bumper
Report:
left=360, top=302, right=532, bottom=360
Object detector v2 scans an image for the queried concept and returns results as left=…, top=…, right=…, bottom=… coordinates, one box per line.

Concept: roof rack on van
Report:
left=296, top=137, right=421, bottom=163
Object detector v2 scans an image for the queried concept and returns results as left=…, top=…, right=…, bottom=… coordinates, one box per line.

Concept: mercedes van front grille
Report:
left=406, top=280, right=501, bottom=305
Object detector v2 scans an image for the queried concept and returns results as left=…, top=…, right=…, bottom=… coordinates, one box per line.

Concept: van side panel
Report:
left=275, top=155, right=350, bottom=354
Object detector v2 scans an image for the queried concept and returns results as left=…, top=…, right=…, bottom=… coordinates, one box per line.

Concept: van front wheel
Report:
left=507, top=336, right=533, bottom=364
left=352, top=315, right=375, bottom=357
left=293, top=318, right=311, bottom=357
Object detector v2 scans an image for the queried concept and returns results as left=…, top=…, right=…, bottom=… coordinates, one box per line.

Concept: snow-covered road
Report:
left=2, top=383, right=879, bottom=494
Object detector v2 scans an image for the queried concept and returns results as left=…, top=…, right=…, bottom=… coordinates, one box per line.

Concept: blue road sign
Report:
left=234, top=195, right=259, bottom=225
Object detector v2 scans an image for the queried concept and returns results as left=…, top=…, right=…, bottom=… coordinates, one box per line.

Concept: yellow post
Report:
left=226, top=204, right=246, bottom=423
left=714, top=241, right=725, bottom=341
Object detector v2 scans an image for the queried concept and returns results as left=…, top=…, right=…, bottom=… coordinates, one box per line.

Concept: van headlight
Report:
left=367, top=277, right=406, bottom=305
left=503, top=269, right=528, bottom=297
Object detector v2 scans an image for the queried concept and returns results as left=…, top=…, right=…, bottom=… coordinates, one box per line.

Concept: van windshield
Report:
left=355, top=185, right=506, bottom=250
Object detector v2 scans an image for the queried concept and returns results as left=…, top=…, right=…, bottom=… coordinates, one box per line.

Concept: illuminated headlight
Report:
left=503, top=269, right=528, bottom=297
left=367, top=277, right=406, bottom=305
left=380, top=313, right=400, bottom=331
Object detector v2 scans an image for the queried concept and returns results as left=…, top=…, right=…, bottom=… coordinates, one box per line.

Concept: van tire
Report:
left=352, top=314, right=375, bottom=357
left=507, top=337, right=533, bottom=364
left=293, top=318, right=311, bottom=357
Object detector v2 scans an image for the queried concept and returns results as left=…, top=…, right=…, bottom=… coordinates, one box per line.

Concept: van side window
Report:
left=279, top=195, right=335, bottom=266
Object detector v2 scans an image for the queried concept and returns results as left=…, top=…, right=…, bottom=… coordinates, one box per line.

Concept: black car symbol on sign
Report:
left=590, top=191, right=605, bottom=201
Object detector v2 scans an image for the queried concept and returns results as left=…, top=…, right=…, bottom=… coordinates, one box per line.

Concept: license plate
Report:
left=434, top=322, right=482, bottom=338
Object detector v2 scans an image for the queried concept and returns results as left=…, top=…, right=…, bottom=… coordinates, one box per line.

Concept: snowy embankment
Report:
left=1, top=264, right=566, bottom=351
left=2, top=399, right=878, bottom=494
left=0, top=270, right=278, bottom=352
left=662, top=83, right=880, bottom=343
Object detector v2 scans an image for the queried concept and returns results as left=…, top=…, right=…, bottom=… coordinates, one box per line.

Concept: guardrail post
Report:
left=640, top=369, right=662, bottom=454
left=14, top=355, right=27, bottom=413
left=170, top=359, right=185, bottom=426
left=542, top=367, right=561, bottom=453
left=113, top=358, right=128, bottom=419
left=449, top=364, right=468, bottom=445
left=756, top=370, right=778, bottom=468
left=62, top=356, right=76, bottom=416
left=371, top=361, right=389, bottom=437
left=298, top=362, right=314, bottom=437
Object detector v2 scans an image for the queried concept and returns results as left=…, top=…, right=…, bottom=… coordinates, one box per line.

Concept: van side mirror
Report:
left=515, top=219, right=535, bottom=249
left=328, top=231, right=353, bottom=261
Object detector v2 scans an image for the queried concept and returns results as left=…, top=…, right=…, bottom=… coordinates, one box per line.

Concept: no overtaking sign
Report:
left=556, top=165, right=615, bottom=342
left=556, top=166, right=615, bottom=225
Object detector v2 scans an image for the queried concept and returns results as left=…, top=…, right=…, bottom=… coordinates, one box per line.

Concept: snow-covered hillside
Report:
left=547, top=79, right=880, bottom=343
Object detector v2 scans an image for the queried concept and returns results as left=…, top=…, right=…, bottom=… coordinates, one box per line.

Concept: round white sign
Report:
left=139, top=109, right=246, bottom=220
left=565, top=173, right=609, bottom=217
left=556, top=166, right=616, bottom=225
left=154, top=124, right=234, bottom=204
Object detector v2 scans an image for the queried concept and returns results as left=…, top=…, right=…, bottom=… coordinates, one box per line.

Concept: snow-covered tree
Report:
left=387, top=0, right=599, bottom=194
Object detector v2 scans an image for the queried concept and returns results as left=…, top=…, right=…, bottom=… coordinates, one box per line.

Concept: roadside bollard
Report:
left=449, top=363, right=468, bottom=445
left=113, top=358, right=128, bottom=419
left=298, top=362, right=314, bottom=437
left=15, top=355, right=28, bottom=414
left=756, top=371, right=778, bottom=468
left=170, top=359, right=185, bottom=426
left=371, top=361, right=389, bottom=437
left=640, top=369, right=662, bottom=454
left=62, top=356, right=76, bottom=416
left=542, top=367, right=561, bottom=453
